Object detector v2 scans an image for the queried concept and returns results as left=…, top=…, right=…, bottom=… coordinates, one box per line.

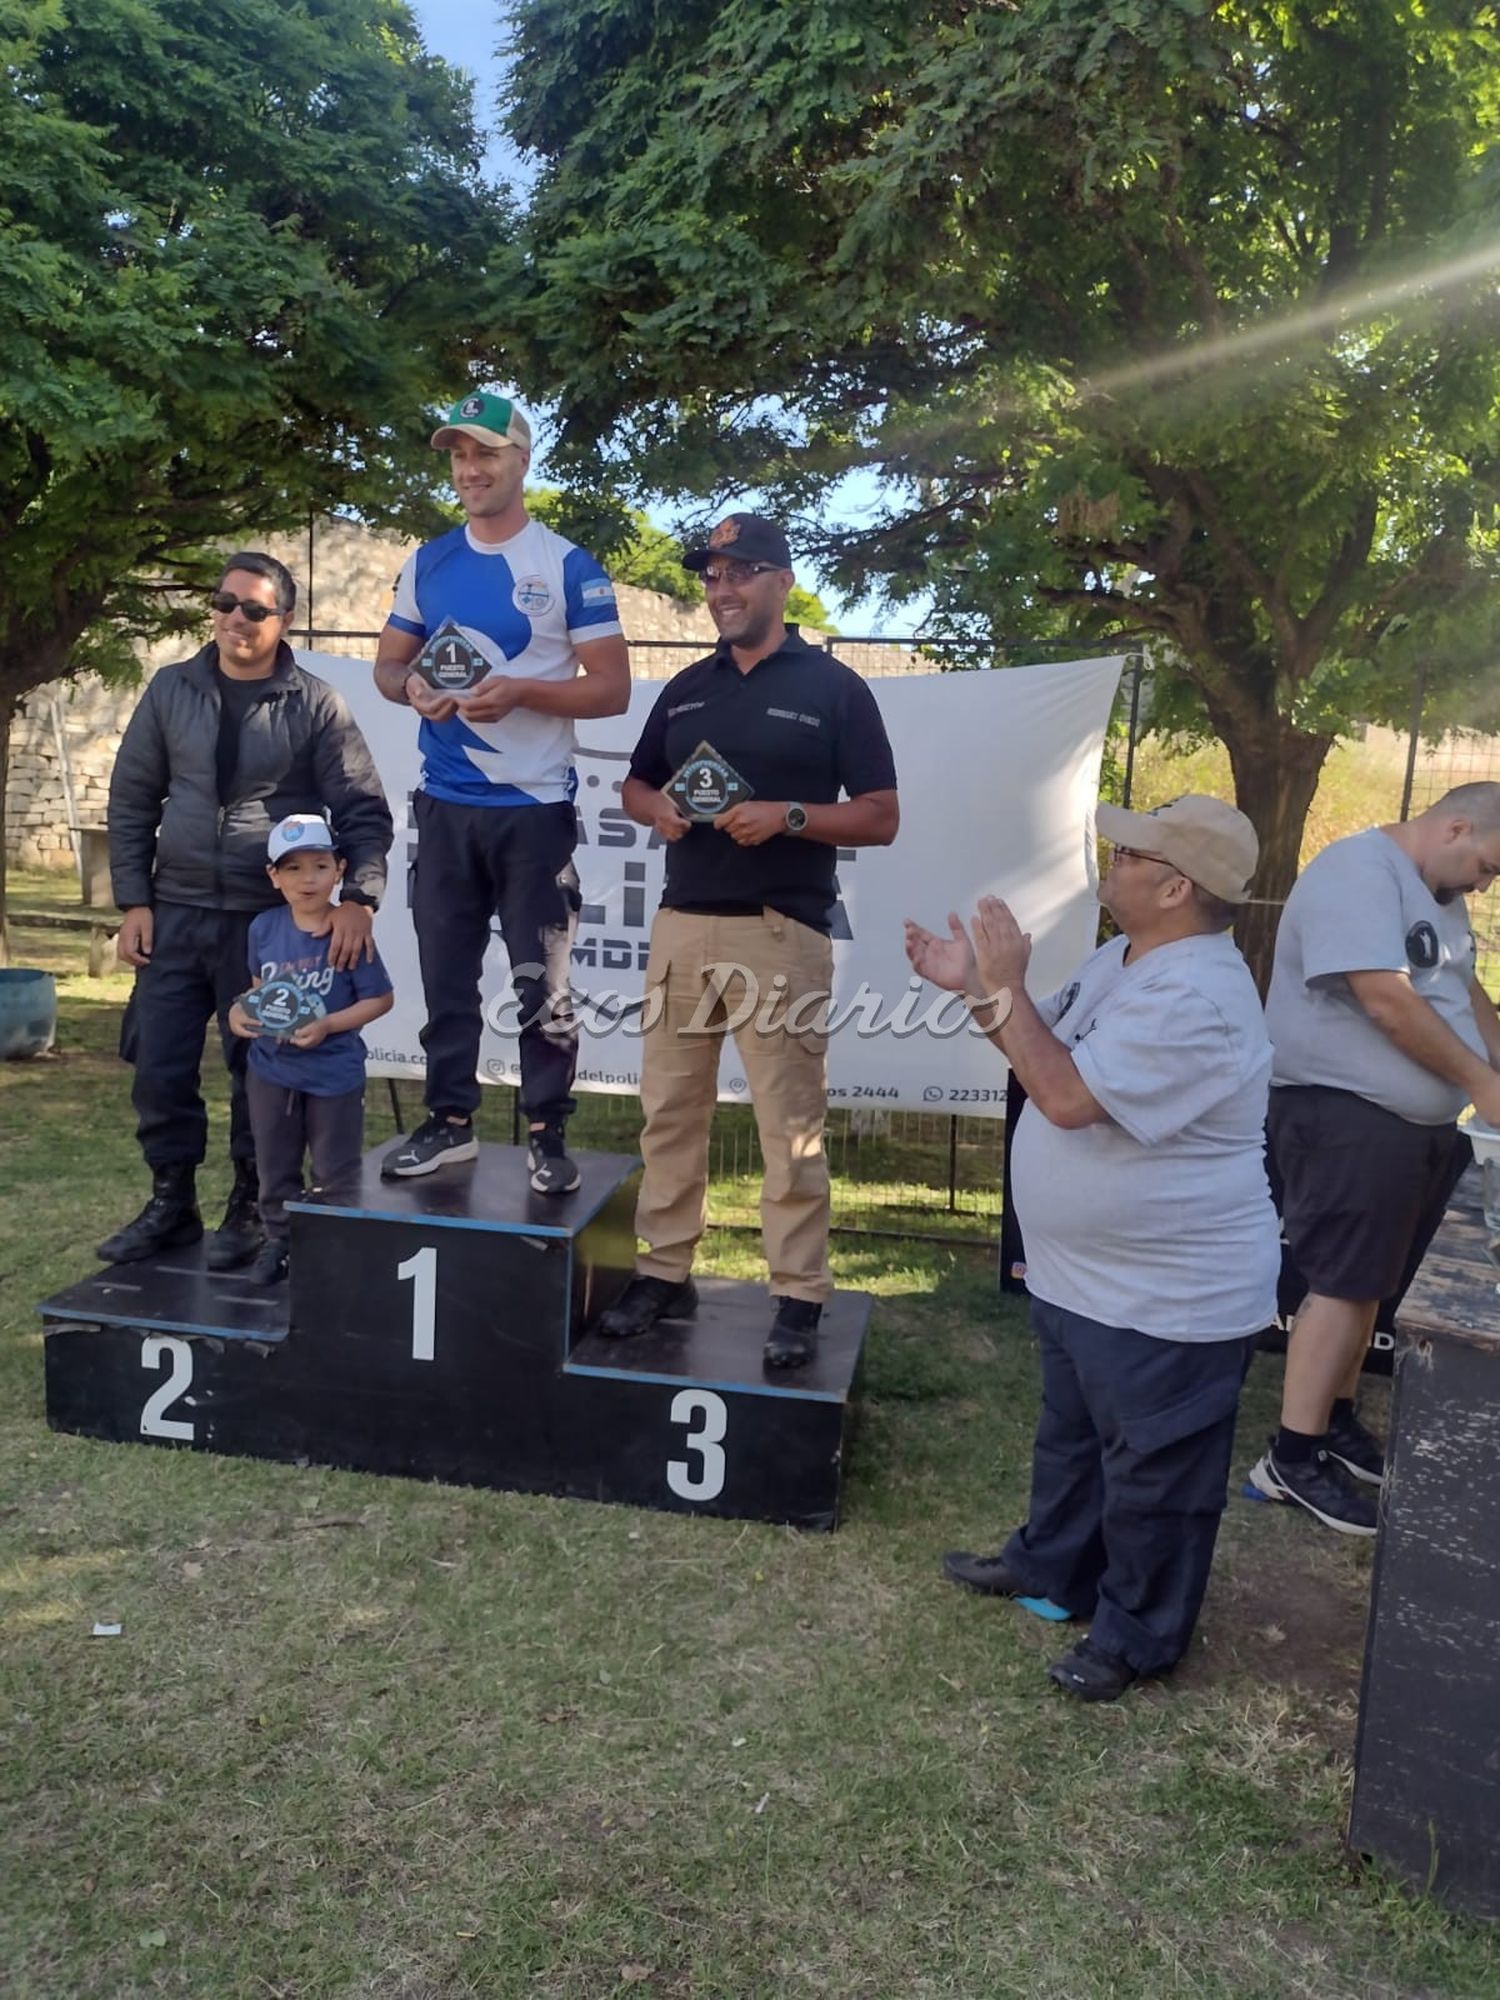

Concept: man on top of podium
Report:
left=372, top=390, right=630, bottom=1194
left=601, top=512, right=899, bottom=1369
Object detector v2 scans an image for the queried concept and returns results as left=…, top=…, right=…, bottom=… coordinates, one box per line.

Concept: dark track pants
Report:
left=1001, top=1299, right=1257, bottom=1676
left=246, top=1071, right=365, bottom=1240
left=127, top=902, right=256, bottom=1171
left=411, top=793, right=580, bottom=1125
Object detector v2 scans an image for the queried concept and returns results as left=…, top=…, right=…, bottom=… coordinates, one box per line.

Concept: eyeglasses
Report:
left=1110, top=842, right=1186, bottom=879
left=702, top=560, right=781, bottom=586
left=210, top=591, right=282, bottom=623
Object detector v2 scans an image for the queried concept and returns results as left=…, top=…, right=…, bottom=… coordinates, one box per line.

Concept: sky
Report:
left=405, top=0, right=920, bottom=638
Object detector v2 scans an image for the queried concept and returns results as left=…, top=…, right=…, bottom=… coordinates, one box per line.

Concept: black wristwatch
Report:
left=784, top=802, right=809, bottom=834
left=340, top=887, right=379, bottom=911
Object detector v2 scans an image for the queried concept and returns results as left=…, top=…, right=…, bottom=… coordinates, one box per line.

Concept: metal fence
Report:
left=303, top=627, right=984, bottom=681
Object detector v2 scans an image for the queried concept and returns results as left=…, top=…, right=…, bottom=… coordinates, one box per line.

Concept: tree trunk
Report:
left=0, top=637, right=87, bottom=964
left=1222, top=719, right=1334, bottom=993
left=0, top=685, right=12, bottom=968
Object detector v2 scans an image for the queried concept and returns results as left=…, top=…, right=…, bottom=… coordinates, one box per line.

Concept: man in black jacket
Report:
left=101, top=552, right=393, bottom=1267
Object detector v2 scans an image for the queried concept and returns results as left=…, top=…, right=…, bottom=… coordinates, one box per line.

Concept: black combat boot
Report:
left=205, top=1159, right=265, bottom=1271
left=96, top=1166, right=203, bottom=1264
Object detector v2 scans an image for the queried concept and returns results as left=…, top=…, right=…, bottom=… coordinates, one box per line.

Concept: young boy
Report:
left=229, top=814, right=394, bottom=1284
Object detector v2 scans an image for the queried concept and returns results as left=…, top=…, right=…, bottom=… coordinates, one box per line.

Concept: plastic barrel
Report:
left=0, top=967, right=57, bottom=1059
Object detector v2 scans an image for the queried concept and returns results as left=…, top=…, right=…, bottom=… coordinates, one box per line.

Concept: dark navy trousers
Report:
left=126, top=902, right=257, bottom=1170
left=1002, top=1298, right=1257, bottom=1676
left=411, top=793, right=581, bottom=1126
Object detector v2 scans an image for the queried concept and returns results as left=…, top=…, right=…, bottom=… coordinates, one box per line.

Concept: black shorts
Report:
left=1267, top=1085, right=1470, bottom=1303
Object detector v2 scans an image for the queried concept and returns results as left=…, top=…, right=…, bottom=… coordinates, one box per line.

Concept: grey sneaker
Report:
left=245, top=1238, right=289, bottom=1286
left=1324, top=1406, right=1386, bottom=1487
left=381, top=1116, right=479, bottom=1179
left=1247, top=1446, right=1378, bottom=1536
left=527, top=1124, right=581, bottom=1196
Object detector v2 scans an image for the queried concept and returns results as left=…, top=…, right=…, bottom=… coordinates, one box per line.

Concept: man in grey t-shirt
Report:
left=1250, top=783, right=1500, bottom=1534
left=907, top=795, right=1276, bottom=1703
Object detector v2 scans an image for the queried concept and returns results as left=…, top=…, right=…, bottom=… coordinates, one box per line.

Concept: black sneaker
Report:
left=1247, top=1444, right=1378, bottom=1536
left=1047, top=1638, right=1140, bottom=1703
left=381, top=1116, right=479, bottom=1179
left=942, top=1550, right=1026, bottom=1597
left=598, top=1275, right=699, bottom=1340
left=206, top=1162, right=264, bottom=1272
left=1324, top=1406, right=1386, bottom=1487
left=527, top=1123, right=581, bottom=1196
left=96, top=1166, right=202, bottom=1263
left=764, top=1296, right=822, bottom=1370
left=245, top=1238, right=289, bottom=1286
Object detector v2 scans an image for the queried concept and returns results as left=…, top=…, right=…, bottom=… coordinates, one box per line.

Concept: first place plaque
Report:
left=239, top=980, right=327, bottom=1041
left=666, top=741, right=755, bottom=822
left=412, top=618, right=491, bottom=694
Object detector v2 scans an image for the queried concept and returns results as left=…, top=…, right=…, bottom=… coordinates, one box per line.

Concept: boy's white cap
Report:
left=267, top=814, right=335, bottom=863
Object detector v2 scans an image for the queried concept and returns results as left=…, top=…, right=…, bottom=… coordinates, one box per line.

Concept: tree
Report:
left=502, top=0, right=1500, bottom=979
left=529, top=491, right=703, bottom=602
left=529, top=490, right=838, bottom=628
left=787, top=586, right=836, bottom=634
left=0, top=0, right=512, bottom=952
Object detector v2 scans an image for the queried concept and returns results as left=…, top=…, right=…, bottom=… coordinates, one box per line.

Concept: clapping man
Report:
left=906, top=798, right=1279, bottom=1700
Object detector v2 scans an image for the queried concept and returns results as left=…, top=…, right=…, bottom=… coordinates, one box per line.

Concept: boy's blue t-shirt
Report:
left=245, top=906, right=393, bottom=1097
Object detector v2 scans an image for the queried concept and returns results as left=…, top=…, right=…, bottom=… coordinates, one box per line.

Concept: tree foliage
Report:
left=503, top=0, right=1500, bottom=971
left=0, top=0, right=511, bottom=938
left=529, top=489, right=837, bottom=627
left=529, top=490, right=702, bottom=602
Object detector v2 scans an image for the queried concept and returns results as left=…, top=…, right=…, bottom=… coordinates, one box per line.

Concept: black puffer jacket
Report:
left=108, top=642, right=392, bottom=912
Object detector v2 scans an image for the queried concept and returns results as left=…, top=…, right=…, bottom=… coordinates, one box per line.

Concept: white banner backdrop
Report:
left=304, top=651, right=1124, bottom=1117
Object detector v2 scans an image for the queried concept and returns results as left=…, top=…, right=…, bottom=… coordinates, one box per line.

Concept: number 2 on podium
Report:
left=140, top=1335, right=194, bottom=1440
left=398, top=1245, right=437, bottom=1361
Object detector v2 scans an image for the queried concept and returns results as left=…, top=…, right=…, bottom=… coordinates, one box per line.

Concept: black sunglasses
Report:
left=210, top=591, right=282, bottom=623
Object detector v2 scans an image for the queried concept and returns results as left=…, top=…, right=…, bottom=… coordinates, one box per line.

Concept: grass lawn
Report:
left=3, top=912, right=1499, bottom=1998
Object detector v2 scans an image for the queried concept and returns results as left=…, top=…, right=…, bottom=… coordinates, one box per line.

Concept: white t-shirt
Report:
left=1264, top=828, right=1481, bottom=1125
left=1011, top=931, right=1280, bottom=1341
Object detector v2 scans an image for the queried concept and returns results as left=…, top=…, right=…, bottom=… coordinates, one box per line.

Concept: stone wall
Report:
left=5, top=518, right=923, bottom=869
left=7, top=628, right=187, bottom=871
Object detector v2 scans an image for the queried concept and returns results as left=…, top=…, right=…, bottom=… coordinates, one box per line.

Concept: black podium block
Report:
left=1348, top=1187, right=1500, bottom=1919
left=42, top=1145, right=868, bottom=1530
left=564, top=1284, right=868, bottom=1529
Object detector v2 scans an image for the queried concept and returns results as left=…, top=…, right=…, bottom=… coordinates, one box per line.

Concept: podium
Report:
left=1348, top=1176, right=1500, bottom=1917
left=41, top=1145, right=869, bottom=1530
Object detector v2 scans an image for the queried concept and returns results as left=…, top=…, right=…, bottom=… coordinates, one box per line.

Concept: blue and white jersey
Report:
left=387, top=520, right=623, bottom=807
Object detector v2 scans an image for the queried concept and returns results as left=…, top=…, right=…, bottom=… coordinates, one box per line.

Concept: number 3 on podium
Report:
left=667, top=1389, right=727, bottom=1501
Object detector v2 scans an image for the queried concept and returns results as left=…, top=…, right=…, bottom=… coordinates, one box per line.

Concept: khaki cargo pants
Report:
left=634, top=908, right=833, bottom=1302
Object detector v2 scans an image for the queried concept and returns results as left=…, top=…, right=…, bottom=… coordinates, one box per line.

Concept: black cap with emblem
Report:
left=682, top=512, right=793, bottom=573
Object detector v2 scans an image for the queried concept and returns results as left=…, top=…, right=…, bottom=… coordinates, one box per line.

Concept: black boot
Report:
left=96, top=1166, right=203, bottom=1264
left=598, top=1275, right=698, bottom=1339
left=206, top=1160, right=264, bottom=1272
left=764, top=1297, right=822, bottom=1370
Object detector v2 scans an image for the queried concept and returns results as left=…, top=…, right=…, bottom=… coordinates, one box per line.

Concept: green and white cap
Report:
left=431, top=390, right=532, bottom=452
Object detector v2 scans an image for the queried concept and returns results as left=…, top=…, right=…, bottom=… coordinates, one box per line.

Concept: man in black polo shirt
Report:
left=601, top=513, right=899, bottom=1367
